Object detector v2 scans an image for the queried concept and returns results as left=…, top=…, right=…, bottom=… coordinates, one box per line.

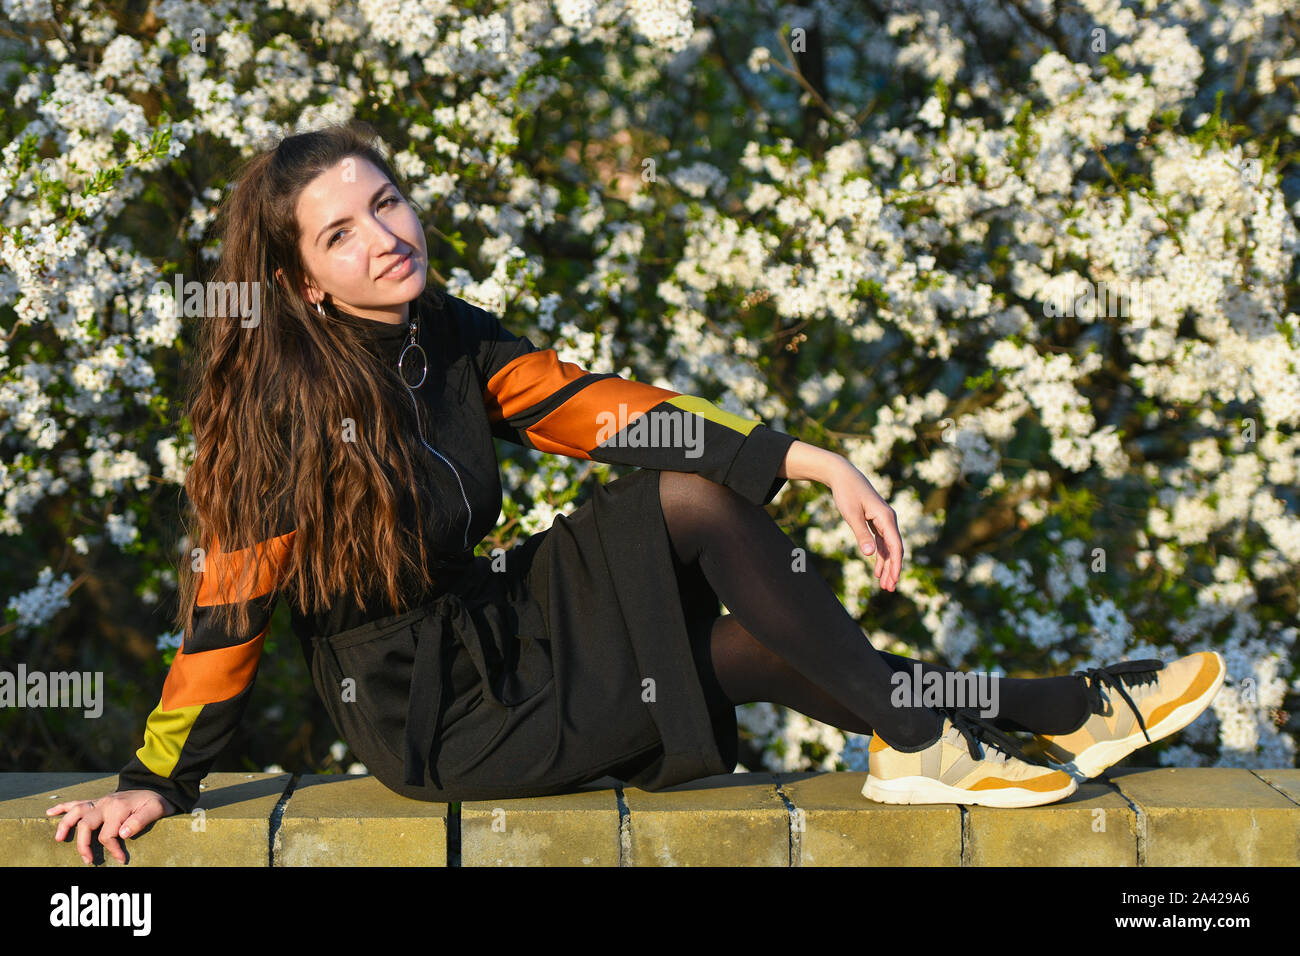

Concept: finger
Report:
left=98, top=809, right=128, bottom=863
left=872, top=509, right=902, bottom=590
left=857, top=517, right=876, bottom=557
left=844, top=500, right=875, bottom=559
left=116, top=807, right=148, bottom=845
left=77, top=817, right=97, bottom=865
left=877, top=535, right=894, bottom=589
left=53, top=806, right=83, bottom=842
left=888, top=514, right=904, bottom=588
left=868, top=527, right=893, bottom=589
left=865, top=517, right=889, bottom=570
left=100, top=828, right=125, bottom=864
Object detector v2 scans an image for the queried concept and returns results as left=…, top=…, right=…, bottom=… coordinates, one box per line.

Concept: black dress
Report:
left=117, top=290, right=796, bottom=809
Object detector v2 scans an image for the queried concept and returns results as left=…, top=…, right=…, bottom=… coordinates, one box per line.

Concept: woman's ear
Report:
left=275, top=267, right=321, bottom=305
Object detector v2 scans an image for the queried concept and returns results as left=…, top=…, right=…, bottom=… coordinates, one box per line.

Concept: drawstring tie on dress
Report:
left=404, top=590, right=512, bottom=788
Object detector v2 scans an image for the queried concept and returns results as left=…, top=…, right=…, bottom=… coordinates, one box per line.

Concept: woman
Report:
left=49, top=122, right=1225, bottom=864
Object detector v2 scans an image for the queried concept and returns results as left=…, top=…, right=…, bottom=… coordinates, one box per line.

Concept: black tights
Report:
left=657, top=471, right=1090, bottom=751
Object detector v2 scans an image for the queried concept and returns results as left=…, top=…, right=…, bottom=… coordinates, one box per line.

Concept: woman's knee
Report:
left=706, top=613, right=794, bottom=705
left=657, top=470, right=746, bottom=523
left=657, top=471, right=739, bottom=559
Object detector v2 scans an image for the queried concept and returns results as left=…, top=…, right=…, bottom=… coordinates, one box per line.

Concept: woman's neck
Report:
left=333, top=297, right=413, bottom=326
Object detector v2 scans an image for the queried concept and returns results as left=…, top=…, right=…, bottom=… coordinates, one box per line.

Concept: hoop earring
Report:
left=315, top=299, right=324, bottom=316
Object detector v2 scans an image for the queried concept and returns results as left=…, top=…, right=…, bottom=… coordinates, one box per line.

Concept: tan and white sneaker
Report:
left=1027, top=651, right=1226, bottom=780
left=863, top=708, right=1078, bottom=808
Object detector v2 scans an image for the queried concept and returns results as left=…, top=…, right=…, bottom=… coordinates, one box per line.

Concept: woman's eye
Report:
left=326, top=196, right=403, bottom=247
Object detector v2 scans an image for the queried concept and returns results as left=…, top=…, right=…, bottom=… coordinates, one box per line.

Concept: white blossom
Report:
left=6, top=566, right=73, bottom=632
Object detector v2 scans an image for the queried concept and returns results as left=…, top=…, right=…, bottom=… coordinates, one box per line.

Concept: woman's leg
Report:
left=701, top=612, right=879, bottom=735
left=702, top=613, right=1090, bottom=736
left=658, top=471, right=1090, bottom=745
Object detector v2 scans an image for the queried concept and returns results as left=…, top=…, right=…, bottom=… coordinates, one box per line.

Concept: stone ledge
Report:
left=6, top=768, right=1298, bottom=866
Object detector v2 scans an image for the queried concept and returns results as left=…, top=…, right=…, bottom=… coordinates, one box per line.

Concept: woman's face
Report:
left=288, top=155, right=428, bottom=324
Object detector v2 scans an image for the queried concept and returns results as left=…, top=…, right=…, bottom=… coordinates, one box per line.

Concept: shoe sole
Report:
left=1051, top=653, right=1227, bottom=779
left=861, top=773, right=1077, bottom=808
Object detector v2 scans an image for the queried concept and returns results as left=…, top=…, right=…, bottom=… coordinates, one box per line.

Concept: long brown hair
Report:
left=173, top=120, right=449, bottom=642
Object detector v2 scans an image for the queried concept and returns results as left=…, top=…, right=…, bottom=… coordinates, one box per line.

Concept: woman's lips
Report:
left=379, top=253, right=412, bottom=279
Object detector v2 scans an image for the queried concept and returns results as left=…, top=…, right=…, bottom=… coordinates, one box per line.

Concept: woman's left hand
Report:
left=828, top=460, right=904, bottom=592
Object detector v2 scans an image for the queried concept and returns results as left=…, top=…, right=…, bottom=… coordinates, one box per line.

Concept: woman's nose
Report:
left=368, top=222, right=405, bottom=253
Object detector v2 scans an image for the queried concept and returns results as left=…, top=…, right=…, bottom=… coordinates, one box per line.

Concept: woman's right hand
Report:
left=47, top=790, right=174, bottom=865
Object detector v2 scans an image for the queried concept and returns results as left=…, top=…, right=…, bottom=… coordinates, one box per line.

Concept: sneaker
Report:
left=863, top=708, right=1078, bottom=808
left=1027, top=651, right=1226, bottom=780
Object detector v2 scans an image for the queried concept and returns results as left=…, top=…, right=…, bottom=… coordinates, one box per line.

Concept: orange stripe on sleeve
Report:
left=524, top=377, right=682, bottom=458
left=159, top=630, right=266, bottom=710
left=484, top=351, right=591, bottom=422
left=484, top=351, right=684, bottom=457
left=197, top=531, right=295, bottom=607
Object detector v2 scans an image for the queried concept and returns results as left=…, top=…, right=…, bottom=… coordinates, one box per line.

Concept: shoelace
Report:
left=941, top=706, right=1034, bottom=764
left=1072, top=658, right=1165, bottom=744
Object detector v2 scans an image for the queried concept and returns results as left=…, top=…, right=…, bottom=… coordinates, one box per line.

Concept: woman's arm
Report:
left=776, top=439, right=853, bottom=484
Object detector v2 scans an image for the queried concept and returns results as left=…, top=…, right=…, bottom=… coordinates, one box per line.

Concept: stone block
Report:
left=1108, top=767, right=1300, bottom=866
left=461, top=782, right=620, bottom=866
left=621, top=772, right=789, bottom=866
left=964, top=782, right=1137, bottom=866
left=778, top=771, right=961, bottom=866
left=273, top=774, right=449, bottom=866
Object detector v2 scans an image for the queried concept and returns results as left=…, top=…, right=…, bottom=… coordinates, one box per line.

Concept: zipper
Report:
left=399, top=314, right=473, bottom=553
left=422, top=435, right=473, bottom=553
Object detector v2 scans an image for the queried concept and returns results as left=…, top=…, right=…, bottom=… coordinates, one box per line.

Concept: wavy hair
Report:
left=172, top=120, right=450, bottom=642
